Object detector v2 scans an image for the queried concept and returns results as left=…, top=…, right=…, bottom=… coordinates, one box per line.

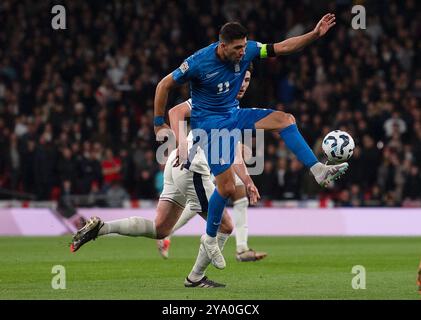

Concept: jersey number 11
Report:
left=217, top=82, right=230, bottom=94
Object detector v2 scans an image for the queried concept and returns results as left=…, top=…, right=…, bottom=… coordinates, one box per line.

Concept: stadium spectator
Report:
left=0, top=0, right=418, bottom=207
left=105, top=180, right=130, bottom=208
left=101, top=148, right=122, bottom=187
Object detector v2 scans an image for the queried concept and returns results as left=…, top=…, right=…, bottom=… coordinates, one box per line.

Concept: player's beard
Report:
left=226, top=51, right=242, bottom=63
left=233, top=55, right=243, bottom=63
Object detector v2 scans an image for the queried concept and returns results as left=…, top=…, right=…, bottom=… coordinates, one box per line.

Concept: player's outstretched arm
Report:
left=154, top=73, right=178, bottom=135
left=168, top=102, right=191, bottom=145
left=273, top=13, right=335, bottom=55
left=168, top=102, right=191, bottom=162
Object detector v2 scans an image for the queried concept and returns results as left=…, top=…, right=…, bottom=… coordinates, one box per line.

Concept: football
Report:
left=322, top=130, right=355, bottom=163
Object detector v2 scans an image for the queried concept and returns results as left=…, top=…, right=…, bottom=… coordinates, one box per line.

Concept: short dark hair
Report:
left=247, top=62, right=254, bottom=74
left=219, top=22, right=248, bottom=43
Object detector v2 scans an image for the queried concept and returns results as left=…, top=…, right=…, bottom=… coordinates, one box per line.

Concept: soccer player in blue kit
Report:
left=154, top=13, right=348, bottom=269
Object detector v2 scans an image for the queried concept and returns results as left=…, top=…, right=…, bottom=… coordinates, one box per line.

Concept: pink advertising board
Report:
left=1, top=208, right=421, bottom=236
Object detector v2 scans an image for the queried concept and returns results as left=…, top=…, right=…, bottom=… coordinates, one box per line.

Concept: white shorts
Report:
left=160, top=153, right=215, bottom=213
left=159, top=153, right=187, bottom=209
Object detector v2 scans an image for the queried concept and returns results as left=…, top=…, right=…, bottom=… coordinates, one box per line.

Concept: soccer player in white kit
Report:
left=158, top=66, right=267, bottom=262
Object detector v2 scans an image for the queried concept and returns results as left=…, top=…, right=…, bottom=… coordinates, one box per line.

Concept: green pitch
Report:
left=0, top=236, right=420, bottom=300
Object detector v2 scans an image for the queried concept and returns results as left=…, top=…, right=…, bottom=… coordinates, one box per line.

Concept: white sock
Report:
left=233, top=197, right=249, bottom=253
left=188, top=232, right=230, bottom=282
left=216, top=232, right=230, bottom=251
left=171, top=206, right=197, bottom=235
left=98, top=217, right=157, bottom=238
left=204, top=233, right=217, bottom=245
left=310, top=162, right=324, bottom=176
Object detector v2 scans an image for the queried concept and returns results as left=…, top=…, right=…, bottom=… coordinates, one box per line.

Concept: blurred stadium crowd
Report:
left=0, top=0, right=419, bottom=207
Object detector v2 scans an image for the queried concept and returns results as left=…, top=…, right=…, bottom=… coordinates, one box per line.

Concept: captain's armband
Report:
left=260, top=44, right=276, bottom=58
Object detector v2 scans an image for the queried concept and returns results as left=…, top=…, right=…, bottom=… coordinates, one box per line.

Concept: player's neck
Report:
left=216, top=45, right=227, bottom=62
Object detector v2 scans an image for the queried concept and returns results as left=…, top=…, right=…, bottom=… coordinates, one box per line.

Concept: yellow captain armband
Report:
left=260, top=44, right=268, bottom=58
left=259, top=43, right=275, bottom=58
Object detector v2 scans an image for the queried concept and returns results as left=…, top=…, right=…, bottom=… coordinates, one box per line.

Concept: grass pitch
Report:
left=0, top=236, right=420, bottom=300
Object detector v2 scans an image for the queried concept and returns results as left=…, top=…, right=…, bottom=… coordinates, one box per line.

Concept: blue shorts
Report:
left=190, top=107, right=274, bottom=176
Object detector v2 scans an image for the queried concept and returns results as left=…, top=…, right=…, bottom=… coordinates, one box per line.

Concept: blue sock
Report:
left=279, top=124, right=318, bottom=168
left=206, top=189, right=228, bottom=237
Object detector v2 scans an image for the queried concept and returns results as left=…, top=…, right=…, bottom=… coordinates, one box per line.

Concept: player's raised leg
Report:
left=254, top=111, right=348, bottom=187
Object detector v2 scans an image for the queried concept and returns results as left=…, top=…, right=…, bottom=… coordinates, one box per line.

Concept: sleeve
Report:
left=186, top=98, right=192, bottom=110
left=172, top=55, right=199, bottom=84
left=247, top=40, right=270, bottom=60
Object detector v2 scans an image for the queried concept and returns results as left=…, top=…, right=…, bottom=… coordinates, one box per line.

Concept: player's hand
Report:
left=173, top=138, right=189, bottom=169
left=154, top=123, right=171, bottom=137
left=313, top=13, right=336, bottom=38
left=246, top=183, right=261, bottom=205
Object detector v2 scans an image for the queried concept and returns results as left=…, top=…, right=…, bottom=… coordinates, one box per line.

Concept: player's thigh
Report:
left=234, top=108, right=276, bottom=131
left=254, top=110, right=295, bottom=131
left=214, top=166, right=237, bottom=197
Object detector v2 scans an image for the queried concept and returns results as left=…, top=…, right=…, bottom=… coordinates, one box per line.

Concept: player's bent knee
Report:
left=219, top=183, right=236, bottom=198
left=276, top=111, right=295, bottom=128
left=287, top=113, right=296, bottom=124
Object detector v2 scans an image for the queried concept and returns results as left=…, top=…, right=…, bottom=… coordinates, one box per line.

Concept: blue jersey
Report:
left=172, top=40, right=267, bottom=121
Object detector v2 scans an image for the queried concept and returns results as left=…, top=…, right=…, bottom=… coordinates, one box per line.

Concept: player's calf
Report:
left=155, top=215, right=180, bottom=239
left=218, top=215, right=234, bottom=235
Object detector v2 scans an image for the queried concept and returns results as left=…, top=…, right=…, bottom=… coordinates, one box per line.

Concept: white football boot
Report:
left=314, top=162, right=349, bottom=187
